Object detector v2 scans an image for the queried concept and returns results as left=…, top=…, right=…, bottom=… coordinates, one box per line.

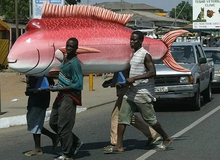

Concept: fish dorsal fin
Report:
left=41, top=2, right=133, bottom=26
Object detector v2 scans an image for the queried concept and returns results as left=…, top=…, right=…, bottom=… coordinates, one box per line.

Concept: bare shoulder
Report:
left=145, top=53, right=153, bottom=62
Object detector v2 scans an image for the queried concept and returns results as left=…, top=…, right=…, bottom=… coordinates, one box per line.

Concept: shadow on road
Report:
left=74, top=139, right=163, bottom=159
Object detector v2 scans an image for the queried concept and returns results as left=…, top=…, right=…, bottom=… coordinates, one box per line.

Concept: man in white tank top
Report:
left=104, top=31, right=173, bottom=154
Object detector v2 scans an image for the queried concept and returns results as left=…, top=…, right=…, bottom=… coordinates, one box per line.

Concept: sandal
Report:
left=103, top=145, right=115, bottom=150
left=24, top=150, right=43, bottom=156
left=145, top=136, right=162, bottom=146
left=163, top=139, right=173, bottom=148
left=157, top=139, right=173, bottom=150
left=103, top=146, right=124, bottom=154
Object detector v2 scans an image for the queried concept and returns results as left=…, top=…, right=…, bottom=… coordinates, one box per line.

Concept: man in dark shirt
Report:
left=24, top=76, right=57, bottom=157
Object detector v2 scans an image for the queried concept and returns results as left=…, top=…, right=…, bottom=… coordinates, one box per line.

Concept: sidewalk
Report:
left=0, top=74, right=117, bottom=129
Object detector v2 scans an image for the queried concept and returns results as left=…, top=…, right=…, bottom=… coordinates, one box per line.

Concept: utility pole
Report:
left=15, top=0, right=19, bottom=39
left=29, top=0, right=32, bottom=19
left=174, top=0, right=176, bottom=27
left=170, top=0, right=188, bottom=29
left=121, top=0, right=123, bottom=13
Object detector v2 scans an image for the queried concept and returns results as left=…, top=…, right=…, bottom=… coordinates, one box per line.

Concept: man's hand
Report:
left=126, top=77, right=135, bottom=84
left=33, top=88, right=41, bottom=93
left=50, top=86, right=58, bottom=92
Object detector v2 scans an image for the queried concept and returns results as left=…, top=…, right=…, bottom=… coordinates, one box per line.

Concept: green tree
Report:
left=169, top=1, right=192, bottom=22
left=0, top=0, right=29, bottom=23
left=0, top=0, right=81, bottom=23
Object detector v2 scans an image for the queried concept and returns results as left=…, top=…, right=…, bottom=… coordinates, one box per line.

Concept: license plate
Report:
left=155, top=87, right=168, bottom=92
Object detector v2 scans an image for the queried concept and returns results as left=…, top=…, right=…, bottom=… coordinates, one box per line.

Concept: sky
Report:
left=80, top=0, right=193, bottom=12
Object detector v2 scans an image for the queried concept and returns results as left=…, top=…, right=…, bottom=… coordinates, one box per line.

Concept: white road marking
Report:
left=136, top=106, right=220, bottom=160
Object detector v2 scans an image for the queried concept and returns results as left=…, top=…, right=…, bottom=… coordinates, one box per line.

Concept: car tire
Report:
left=203, top=81, right=212, bottom=102
left=191, top=84, right=201, bottom=111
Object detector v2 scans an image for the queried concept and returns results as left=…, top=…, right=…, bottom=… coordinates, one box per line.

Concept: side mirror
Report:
left=199, top=57, right=207, bottom=64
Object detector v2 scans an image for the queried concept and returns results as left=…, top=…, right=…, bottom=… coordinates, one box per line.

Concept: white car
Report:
left=204, top=47, right=220, bottom=89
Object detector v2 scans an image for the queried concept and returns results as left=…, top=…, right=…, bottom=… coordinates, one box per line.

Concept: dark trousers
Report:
left=49, top=95, right=79, bottom=157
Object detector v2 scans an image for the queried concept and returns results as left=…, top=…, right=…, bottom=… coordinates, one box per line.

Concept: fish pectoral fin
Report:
left=77, top=46, right=100, bottom=54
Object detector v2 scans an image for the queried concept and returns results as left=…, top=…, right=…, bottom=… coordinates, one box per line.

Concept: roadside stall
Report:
left=0, top=19, right=10, bottom=70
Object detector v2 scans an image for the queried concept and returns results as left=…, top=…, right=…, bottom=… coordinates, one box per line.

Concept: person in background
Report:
left=182, top=46, right=195, bottom=63
left=102, top=69, right=161, bottom=148
left=49, top=37, right=83, bottom=160
left=104, top=31, right=172, bottom=154
left=24, top=76, right=57, bottom=157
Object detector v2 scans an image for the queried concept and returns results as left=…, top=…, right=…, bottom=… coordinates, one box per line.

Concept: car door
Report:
left=196, top=45, right=209, bottom=91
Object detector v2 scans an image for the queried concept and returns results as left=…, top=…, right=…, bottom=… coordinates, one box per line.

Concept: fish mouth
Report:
left=22, top=49, right=41, bottom=74
left=8, top=49, right=41, bottom=74
left=25, top=47, right=55, bottom=75
left=8, top=46, right=55, bottom=76
left=8, top=59, right=18, bottom=63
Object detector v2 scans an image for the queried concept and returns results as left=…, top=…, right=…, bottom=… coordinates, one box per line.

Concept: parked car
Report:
left=154, top=42, right=214, bottom=110
left=204, top=47, right=220, bottom=89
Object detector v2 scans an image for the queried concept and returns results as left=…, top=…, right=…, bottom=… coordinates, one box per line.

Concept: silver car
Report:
left=204, top=47, right=220, bottom=89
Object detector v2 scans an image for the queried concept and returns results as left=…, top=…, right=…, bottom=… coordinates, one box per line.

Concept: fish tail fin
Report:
left=161, top=30, right=190, bottom=72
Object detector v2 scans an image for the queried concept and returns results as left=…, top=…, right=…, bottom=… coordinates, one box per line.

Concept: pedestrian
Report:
left=102, top=69, right=161, bottom=148
left=104, top=31, right=173, bottom=153
left=24, top=76, right=57, bottom=157
left=49, top=37, right=83, bottom=160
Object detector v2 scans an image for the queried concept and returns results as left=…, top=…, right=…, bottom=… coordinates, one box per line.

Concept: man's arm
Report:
left=126, top=54, right=156, bottom=84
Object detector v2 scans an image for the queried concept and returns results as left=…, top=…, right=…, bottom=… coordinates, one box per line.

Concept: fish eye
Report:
left=26, top=19, right=45, bottom=31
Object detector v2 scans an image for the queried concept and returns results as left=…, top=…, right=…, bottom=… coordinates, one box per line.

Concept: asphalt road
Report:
left=1, top=92, right=220, bottom=160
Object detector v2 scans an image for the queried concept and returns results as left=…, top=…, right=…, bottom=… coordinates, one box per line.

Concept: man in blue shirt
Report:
left=49, top=38, right=83, bottom=160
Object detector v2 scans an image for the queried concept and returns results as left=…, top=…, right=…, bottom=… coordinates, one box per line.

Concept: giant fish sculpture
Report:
left=7, top=2, right=189, bottom=77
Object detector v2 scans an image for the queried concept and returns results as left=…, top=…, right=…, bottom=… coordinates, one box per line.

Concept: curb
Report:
left=0, top=108, right=87, bottom=129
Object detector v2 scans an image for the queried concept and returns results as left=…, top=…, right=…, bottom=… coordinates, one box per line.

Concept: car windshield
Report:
left=171, top=46, right=195, bottom=63
left=204, top=50, right=220, bottom=64
left=154, top=46, right=195, bottom=64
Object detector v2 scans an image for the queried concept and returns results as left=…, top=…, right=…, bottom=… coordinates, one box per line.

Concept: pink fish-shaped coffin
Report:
left=7, top=2, right=189, bottom=76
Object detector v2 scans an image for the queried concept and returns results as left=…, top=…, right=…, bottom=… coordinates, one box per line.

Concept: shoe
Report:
left=145, top=136, right=162, bottom=146
left=54, top=155, right=73, bottom=160
left=24, top=150, right=43, bottom=157
left=103, top=146, right=124, bottom=154
left=74, top=139, right=83, bottom=155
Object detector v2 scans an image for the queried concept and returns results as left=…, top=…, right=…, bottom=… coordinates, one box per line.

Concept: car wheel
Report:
left=203, top=81, right=212, bottom=102
left=191, top=85, right=201, bottom=111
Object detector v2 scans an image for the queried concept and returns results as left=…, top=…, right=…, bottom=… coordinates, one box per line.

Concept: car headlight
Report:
left=180, top=76, right=189, bottom=83
left=180, top=76, right=194, bottom=83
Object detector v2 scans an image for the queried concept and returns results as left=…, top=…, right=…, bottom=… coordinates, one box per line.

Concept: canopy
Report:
left=0, top=19, right=10, bottom=31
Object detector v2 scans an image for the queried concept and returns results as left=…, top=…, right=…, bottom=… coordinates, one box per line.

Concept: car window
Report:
left=204, top=50, right=220, bottom=64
